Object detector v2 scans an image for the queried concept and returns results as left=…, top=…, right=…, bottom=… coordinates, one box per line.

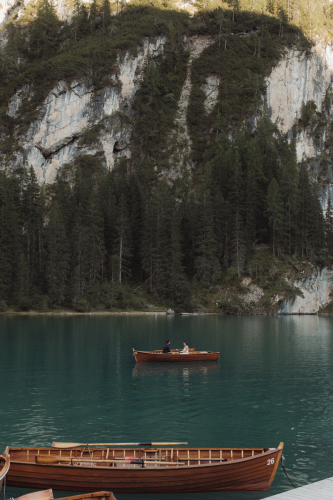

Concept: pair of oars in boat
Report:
left=52, top=442, right=188, bottom=448
left=37, top=455, right=185, bottom=466
left=50, top=442, right=188, bottom=466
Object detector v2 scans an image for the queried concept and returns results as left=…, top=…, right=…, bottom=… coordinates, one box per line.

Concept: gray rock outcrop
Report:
left=279, top=267, right=333, bottom=314
left=4, top=37, right=165, bottom=184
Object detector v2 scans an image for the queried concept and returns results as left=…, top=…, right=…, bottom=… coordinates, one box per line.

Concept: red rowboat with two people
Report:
left=4, top=441, right=284, bottom=493
left=133, top=348, right=220, bottom=362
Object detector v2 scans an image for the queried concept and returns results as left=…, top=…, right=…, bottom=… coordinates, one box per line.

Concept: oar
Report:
left=52, top=442, right=188, bottom=448
left=37, top=456, right=184, bottom=466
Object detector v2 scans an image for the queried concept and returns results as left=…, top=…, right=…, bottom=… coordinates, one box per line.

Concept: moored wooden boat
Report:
left=133, top=348, right=220, bottom=362
left=0, top=452, right=10, bottom=492
left=5, top=442, right=284, bottom=493
left=14, top=490, right=116, bottom=500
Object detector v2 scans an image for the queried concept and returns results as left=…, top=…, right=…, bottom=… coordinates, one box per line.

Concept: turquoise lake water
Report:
left=1, top=314, right=333, bottom=500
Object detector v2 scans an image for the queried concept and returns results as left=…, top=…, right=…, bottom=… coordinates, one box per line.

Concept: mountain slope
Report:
left=1, top=1, right=333, bottom=313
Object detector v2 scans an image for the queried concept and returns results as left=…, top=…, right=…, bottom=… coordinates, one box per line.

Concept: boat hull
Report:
left=133, top=350, right=220, bottom=363
left=6, top=446, right=283, bottom=494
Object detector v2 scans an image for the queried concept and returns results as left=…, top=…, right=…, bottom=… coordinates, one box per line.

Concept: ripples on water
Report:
left=1, top=314, right=333, bottom=500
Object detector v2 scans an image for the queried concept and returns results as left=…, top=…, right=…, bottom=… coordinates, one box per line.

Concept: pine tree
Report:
left=309, top=189, right=326, bottom=259
left=16, top=253, right=30, bottom=307
left=89, top=0, right=99, bottom=32
left=267, top=178, right=284, bottom=256
left=72, top=0, right=89, bottom=41
left=325, top=198, right=333, bottom=256
left=29, top=0, right=61, bottom=61
left=86, top=189, right=106, bottom=296
left=195, top=188, right=221, bottom=285
left=141, top=181, right=184, bottom=297
left=296, top=163, right=313, bottom=257
left=166, top=199, right=186, bottom=301
left=229, top=151, right=246, bottom=277
left=244, top=138, right=264, bottom=246
left=45, top=202, right=70, bottom=305
left=141, top=192, right=158, bottom=294
left=127, top=172, right=144, bottom=279
left=280, top=155, right=298, bottom=254
left=101, top=0, right=112, bottom=29
left=0, top=174, right=22, bottom=302
left=98, top=169, right=117, bottom=269
left=71, top=205, right=90, bottom=302
left=113, top=193, right=131, bottom=285
left=22, top=166, right=44, bottom=293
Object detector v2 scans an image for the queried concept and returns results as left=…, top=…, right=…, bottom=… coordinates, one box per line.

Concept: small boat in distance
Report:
left=14, top=490, right=116, bottom=500
left=133, top=348, right=220, bottom=363
left=0, top=452, right=10, bottom=492
left=4, top=442, right=284, bottom=493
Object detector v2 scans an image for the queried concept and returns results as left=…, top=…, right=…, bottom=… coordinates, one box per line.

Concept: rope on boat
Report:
left=281, top=454, right=297, bottom=488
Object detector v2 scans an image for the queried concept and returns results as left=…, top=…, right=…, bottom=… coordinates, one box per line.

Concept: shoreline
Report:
left=0, top=311, right=332, bottom=316
left=0, top=310, right=169, bottom=316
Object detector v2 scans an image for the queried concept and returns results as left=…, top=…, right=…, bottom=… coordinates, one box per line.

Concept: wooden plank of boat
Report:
left=133, top=348, right=220, bottom=363
left=4, top=443, right=284, bottom=493
left=0, top=452, right=10, bottom=492
left=15, top=490, right=117, bottom=500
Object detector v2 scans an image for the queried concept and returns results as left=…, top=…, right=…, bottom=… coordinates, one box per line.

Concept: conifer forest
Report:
left=1, top=0, right=333, bottom=313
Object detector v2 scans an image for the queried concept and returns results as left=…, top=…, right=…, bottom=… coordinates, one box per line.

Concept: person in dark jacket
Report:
left=163, top=340, right=171, bottom=353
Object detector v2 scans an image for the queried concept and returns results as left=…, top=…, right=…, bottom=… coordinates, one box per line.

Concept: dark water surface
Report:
left=1, top=314, right=333, bottom=500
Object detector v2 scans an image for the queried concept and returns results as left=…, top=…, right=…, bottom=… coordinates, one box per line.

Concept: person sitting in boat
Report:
left=163, top=340, right=171, bottom=353
left=179, top=341, right=189, bottom=354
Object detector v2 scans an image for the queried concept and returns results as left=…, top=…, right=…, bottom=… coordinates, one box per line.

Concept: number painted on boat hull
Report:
left=267, top=458, right=275, bottom=465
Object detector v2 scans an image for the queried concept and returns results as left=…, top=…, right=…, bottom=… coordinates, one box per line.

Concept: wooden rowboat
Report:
left=5, top=442, right=284, bottom=493
left=133, top=348, right=220, bottom=362
left=0, top=452, right=10, bottom=492
left=14, top=490, right=116, bottom=500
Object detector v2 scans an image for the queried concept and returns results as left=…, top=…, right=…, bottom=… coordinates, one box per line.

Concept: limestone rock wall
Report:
left=202, top=75, right=221, bottom=115
left=7, top=37, right=165, bottom=184
left=266, top=44, right=333, bottom=210
left=164, top=35, right=214, bottom=182
left=278, top=267, right=333, bottom=314
left=266, top=45, right=333, bottom=136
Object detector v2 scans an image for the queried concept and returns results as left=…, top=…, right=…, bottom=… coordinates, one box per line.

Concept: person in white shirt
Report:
left=179, top=341, right=189, bottom=354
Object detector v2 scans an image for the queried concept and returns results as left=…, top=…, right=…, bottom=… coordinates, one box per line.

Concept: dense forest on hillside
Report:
left=1, top=119, right=332, bottom=312
left=1, top=0, right=333, bottom=312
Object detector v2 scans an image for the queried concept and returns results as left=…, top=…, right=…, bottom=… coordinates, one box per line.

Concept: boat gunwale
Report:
left=0, top=452, right=10, bottom=483
left=7, top=446, right=283, bottom=471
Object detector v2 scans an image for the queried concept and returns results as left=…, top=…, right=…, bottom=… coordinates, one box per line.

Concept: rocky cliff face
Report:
left=266, top=43, right=333, bottom=210
left=279, top=267, right=333, bottom=314
left=6, top=36, right=333, bottom=186
left=164, top=35, right=215, bottom=182
left=266, top=45, right=333, bottom=136
left=4, top=34, right=220, bottom=184
left=6, top=36, right=165, bottom=184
